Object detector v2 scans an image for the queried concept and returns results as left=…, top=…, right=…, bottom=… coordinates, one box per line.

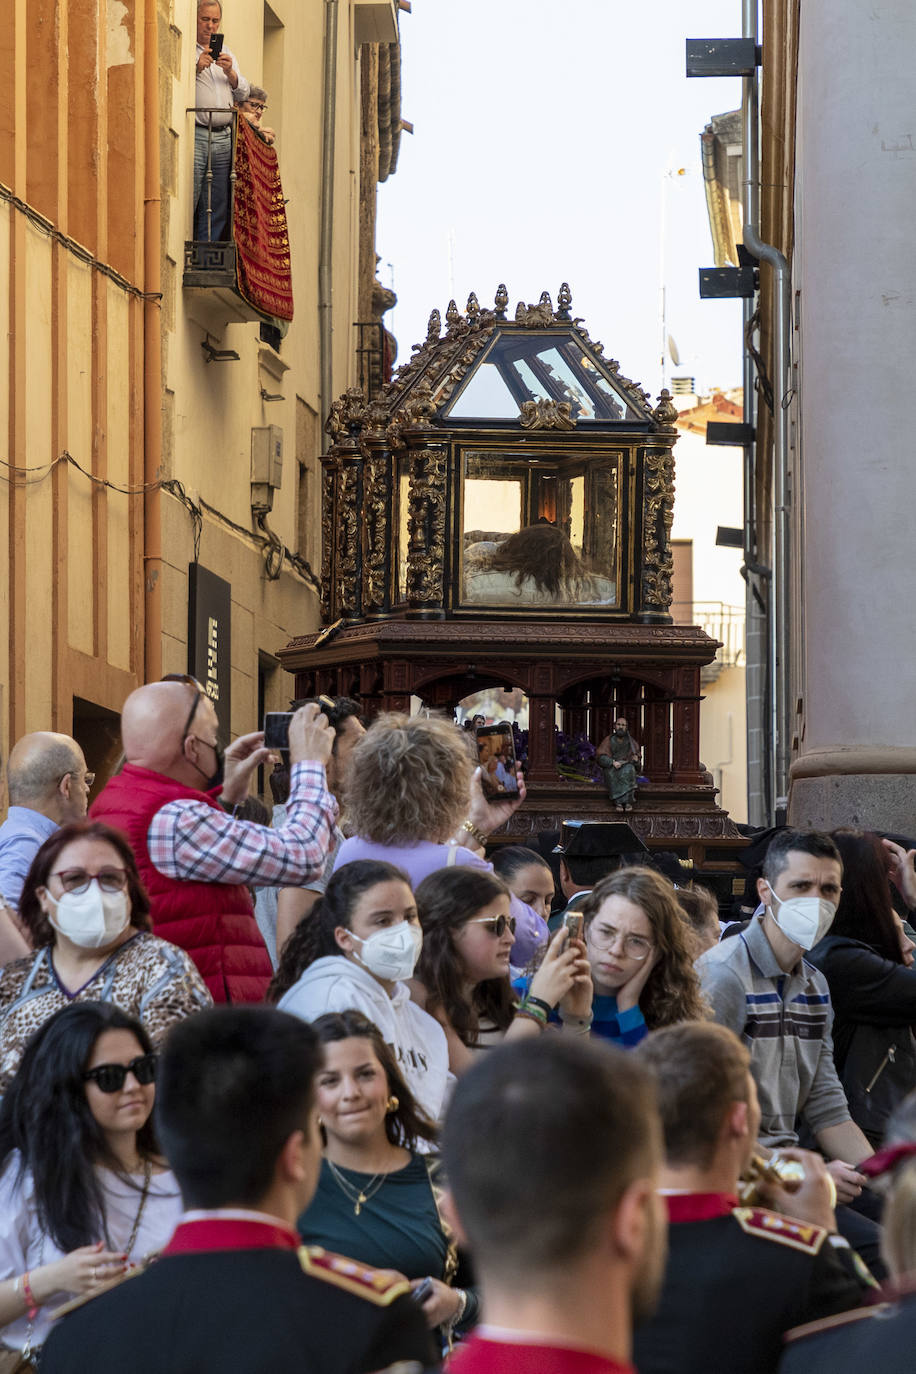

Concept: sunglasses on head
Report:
left=467, top=914, right=517, bottom=938
left=161, top=674, right=206, bottom=738
left=83, top=1053, right=157, bottom=1094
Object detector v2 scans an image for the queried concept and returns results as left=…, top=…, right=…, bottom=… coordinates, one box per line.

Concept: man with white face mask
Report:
left=697, top=831, right=880, bottom=1268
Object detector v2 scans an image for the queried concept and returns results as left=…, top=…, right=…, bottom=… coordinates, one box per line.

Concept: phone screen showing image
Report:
left=475, top=723, right=521, bottom=802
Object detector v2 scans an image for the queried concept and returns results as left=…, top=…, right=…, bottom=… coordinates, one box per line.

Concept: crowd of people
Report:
left=0, top=680, right=916, bottom=1371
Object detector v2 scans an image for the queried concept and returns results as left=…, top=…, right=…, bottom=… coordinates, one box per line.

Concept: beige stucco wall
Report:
left=159, top=1, right=373, bottom=743
left=671, top=405, right=747, bottom=823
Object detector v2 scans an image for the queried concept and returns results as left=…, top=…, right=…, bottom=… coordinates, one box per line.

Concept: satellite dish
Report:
left=667, top=334, right=681, bottom=366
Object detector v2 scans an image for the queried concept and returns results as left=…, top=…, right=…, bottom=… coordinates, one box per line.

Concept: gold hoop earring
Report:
left=386, top=1096, right=399, bottom=1113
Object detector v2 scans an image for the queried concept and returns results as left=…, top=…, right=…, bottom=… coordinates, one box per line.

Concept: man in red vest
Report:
left=92, top=679, right=336, bottom=1003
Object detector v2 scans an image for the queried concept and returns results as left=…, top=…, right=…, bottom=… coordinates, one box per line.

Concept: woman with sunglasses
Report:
left=575, top=867, right=708, bottom=1045
left=410, top=869, right=592, bottom=1076
left=0, top=822, right=211, bottom=1095
left=298, top=1011, right=478, bottom=1350
left=269, top=861, right=451, bottom=1126
left=0, top=1001, right=180, bottom=1361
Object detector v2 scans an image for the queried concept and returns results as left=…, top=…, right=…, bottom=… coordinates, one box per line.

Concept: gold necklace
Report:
left=103, top=1158, right=153, bottom=1259
left=326, top=1159, right=389, bottom=1216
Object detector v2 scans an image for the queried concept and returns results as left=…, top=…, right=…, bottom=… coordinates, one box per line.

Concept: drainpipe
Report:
left=742, top=0, right=791, bottom=817
left=143, top=0, right=163, bottom=680
left=319, top=1, right=339, bottom=427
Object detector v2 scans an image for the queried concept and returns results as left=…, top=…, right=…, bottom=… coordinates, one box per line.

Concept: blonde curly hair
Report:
left=346, top=713, right=473, bottom=845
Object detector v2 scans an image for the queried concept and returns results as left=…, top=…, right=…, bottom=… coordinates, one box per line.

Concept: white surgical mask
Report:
left=765, top=885, right=836, bottom=950
left=350, top=921, right=422, bottom=982
left=45, top=883, right=131, bottom=950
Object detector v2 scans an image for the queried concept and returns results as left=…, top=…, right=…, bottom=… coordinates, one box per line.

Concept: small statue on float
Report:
left=597, top=718, right=641, bottom=812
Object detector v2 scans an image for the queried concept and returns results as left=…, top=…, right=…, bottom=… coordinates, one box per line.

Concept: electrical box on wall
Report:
left=251, top=425, right=283, bottom=513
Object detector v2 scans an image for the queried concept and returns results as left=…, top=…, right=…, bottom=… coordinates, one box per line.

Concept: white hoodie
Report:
left=278, top=956, right=451, bottom=1127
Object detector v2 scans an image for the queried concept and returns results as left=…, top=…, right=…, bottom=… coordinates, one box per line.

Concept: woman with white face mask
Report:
left=270, top=862, right=451, bottom=1129
left=0, top=823, right=211, bottom=1095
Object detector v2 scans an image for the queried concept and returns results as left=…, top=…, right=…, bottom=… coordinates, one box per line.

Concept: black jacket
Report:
left=40, top=1248, right=436, bottom=1374
left=807, top=934, right=916, bottom=1147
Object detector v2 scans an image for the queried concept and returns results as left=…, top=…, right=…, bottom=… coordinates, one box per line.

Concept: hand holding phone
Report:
left=475, top=722, right=521, bottom=804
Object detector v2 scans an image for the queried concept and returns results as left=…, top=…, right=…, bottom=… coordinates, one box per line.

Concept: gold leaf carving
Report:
left=518, top=398, right=576, bottom=430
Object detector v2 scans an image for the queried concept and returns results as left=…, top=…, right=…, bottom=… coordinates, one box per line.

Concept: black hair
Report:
left=292, top=696, right=362, bottom=739
left=0, top=1002, right=159, bottom=1253
left=563, top=853, right=623, bottom=887
left=313, top=1011, right=438, bottom=1150
left=266, top=860, right=412, bottom=1003
left=762, top=829, right=842, bottom=885
left=490, top=845, right=551, bottom=882
left=155, top=1006, right=321, bottom=1210
left=829, top=829, right=902, bottom=963
left=443, top=1037, right=659, bottom=1277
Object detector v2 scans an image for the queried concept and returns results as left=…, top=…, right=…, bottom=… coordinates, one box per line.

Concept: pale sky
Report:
left=378, top=0, right=745, bottom=402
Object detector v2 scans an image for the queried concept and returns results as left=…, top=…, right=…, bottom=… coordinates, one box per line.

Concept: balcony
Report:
left=183, top=109, right=293, bottom=328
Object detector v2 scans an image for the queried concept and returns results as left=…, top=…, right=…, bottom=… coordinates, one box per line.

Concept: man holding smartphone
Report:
left=193, top=0, right=249, bottom=240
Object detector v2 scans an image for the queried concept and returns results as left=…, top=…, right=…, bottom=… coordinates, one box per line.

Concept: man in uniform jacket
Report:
left=41, top=1006, right=436, bottom=1374
left=634, top=1022, right=873, bottom=1374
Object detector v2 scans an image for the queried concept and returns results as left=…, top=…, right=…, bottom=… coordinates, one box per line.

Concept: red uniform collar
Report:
left=163, top=1213, right=300, bottom=1255
left=663, top=1192, right=738, bottom=1223
left=453, top=1335, right=633, bottom=1374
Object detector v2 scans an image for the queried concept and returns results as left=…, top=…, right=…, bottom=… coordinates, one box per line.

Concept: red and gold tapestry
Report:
left=232, top=116, right=294, bottom=321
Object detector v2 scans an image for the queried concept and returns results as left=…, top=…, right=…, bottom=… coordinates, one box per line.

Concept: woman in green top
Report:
left=298, top=1010, right=477, bottom=1344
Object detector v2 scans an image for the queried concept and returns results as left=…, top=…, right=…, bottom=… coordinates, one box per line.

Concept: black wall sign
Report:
left=188, top=564, right=232, bottom=739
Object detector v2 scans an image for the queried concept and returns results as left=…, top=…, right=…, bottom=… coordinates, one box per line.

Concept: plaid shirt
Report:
left=148, top=762, right=338, bottom=888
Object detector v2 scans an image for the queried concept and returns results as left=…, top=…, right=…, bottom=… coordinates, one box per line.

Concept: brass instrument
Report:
left=737, top=1152, right=806, bottom=1206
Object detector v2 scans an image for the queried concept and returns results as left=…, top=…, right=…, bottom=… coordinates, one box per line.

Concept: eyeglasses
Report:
left=587, top=924, right=654, bottom=960
left=83, top=1053, right=157, bottom=1093
left=59, top=771, right=96, bottom=789
left=466, top=914, right=517, bottom=938
left=161, top=674, right=205, bottom=738
left=51, top=868, right=129, bottom=894
left=247, top=102, right=267, bottom=112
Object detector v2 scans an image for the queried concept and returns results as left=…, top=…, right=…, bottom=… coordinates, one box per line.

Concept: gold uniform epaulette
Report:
left=298, top=1246, right=412, bottom=1306
left=732, top=1206, right=828, bottom=1255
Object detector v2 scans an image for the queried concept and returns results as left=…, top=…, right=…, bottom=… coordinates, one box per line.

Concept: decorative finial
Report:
left=465, top=291, right=480, bottom=321
left=494, top=284, right=509, bottom=319
left=653, top=388, right=679, bottom=428
left=538, top=290, right=553, bottom=314
left=515, top=300, right=527, bottom=324
left=426, top=308, right=441, bottom=343
left=445, top=299, right=461, bottom=328
left=556, top=282, right=572, bottom=320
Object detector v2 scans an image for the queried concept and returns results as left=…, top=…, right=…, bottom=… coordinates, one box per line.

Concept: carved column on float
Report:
left=638, top=391, right=678, bottom=626
left=402, top=380, right=447, bottom=620
left=361, top=399, right=393, bottom=618
left=526, top=664, right=558, bottom=784
left=644, top=689, right=673, bottom=780
left=672, top=666, right=704, bottom=783
left=324, top=388, right=367, bottom=621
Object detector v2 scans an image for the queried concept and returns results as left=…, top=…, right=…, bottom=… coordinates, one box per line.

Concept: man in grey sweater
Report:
left=697, top=829, right=881, bottom=1268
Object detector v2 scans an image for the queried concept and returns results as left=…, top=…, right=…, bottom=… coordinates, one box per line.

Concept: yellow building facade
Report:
left=1, top=0, right=402, bottom=789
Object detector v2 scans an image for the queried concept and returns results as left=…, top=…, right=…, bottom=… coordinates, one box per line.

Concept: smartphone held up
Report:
left=476, top=722, right=521, bottom=803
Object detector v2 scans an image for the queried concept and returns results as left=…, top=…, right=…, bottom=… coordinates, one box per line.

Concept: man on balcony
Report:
left=194, top=0, right=249, bottom=241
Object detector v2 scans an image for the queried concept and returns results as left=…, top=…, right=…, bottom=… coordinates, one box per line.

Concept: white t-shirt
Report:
left=0, top=1155, right=181, bottom=1350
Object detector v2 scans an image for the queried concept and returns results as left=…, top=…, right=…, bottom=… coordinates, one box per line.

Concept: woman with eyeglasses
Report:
left=410, top=868, right=592, bottom=1076
left=269, top=861, right=451, bottom=1127
left=0, top=821, right=211, bottom=1095
left=575, top=867, right=708, bottom=1045
left=298, top=1011, right=478, bottom=1350
left=0, top=1001, right=180, bottom=1361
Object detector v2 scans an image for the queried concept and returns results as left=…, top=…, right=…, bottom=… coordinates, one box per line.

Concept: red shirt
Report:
left=449, top=1333, right=634, bottom=1374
